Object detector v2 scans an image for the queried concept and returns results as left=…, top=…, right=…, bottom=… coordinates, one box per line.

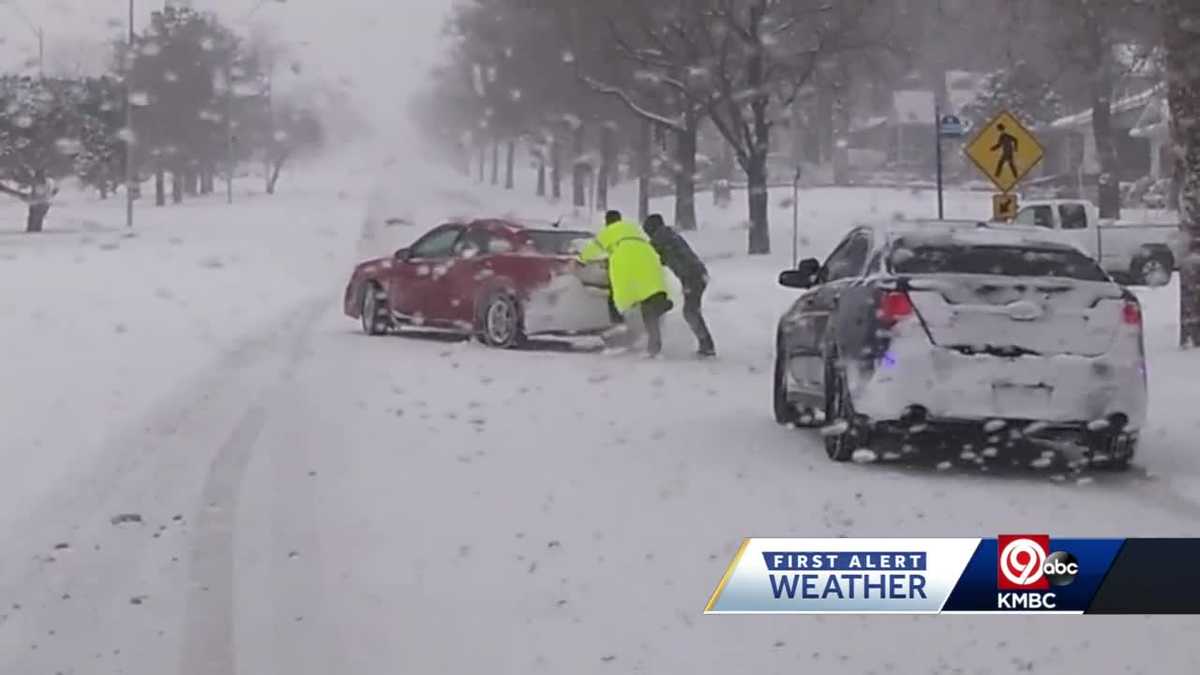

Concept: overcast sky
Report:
left=1, top=0, right=455, bottom=138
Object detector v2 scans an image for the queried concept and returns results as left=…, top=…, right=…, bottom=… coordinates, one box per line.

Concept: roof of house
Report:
left=1130, top=96, right=1169, bottom=139
left=946, top=70, right=987, bottom=113
left=1049, top=84, right=1165, bottom=130
left=848, top=115, right=889, bottom=133
left=848, top=71, right=988, bottom=133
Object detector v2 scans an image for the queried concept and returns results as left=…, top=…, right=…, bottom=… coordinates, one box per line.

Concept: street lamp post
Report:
left=29, top=25, right=43, bottom=76
left=125, top=0, right=135, bottom=228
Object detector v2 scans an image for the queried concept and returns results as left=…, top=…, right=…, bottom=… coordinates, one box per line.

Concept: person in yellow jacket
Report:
left=577, top=210, right=673, bottom=356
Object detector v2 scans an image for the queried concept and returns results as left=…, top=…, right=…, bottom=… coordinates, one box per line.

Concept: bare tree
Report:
left=1015, top=1, right=1159, bottom=219
left=695, top=0, right=892, bottom=254
left=1163, top=0, right=1200, bottom=347
left=573, top=0, right=713, bottom=231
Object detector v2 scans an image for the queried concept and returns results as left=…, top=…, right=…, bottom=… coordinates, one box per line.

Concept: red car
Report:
left=343, top=219, right=614, bottom=347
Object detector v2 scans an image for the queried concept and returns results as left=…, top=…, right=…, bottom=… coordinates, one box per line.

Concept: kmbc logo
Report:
left=997, top=535, right=1079, bottom=590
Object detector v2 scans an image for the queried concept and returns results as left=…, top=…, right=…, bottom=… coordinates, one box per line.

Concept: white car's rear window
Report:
left=890, top=242, right=1109, bottom=282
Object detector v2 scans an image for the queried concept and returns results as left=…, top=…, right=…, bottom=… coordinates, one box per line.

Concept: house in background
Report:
left=1038, top=85, right=1163, bottom=185
left=845, top=90, right=934, bottom=169
left=844, top=71, right=986, bottom=173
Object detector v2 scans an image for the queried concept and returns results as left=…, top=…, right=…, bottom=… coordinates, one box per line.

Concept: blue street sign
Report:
left=939, top=114, right=965, bottom=138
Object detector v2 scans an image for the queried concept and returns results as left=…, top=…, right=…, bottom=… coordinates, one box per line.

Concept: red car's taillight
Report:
left=1122, top=300, right=1142, bottom=327
left=877, top=291, right=915, bottom=327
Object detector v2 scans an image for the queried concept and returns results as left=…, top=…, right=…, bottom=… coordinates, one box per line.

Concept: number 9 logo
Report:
left=1000, top=538, right=1047, bottom=586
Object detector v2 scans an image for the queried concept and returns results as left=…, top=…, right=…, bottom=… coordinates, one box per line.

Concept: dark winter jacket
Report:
left=646, top=225, right=708, bottom=288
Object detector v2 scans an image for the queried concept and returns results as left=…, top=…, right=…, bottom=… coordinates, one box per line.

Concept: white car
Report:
left=773, top=220, right=1146, bottom=468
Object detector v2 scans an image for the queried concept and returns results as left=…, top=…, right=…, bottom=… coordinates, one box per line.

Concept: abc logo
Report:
left=1043, top=551, right=1079, bottom=587
left=997, top=535, right=1078, bottom=589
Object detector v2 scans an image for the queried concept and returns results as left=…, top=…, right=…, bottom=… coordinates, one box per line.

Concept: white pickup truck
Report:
left=1001, top=199, right=1181, bottom=286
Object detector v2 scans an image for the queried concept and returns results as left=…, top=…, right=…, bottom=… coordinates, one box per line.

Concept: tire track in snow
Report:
left=0, top=295, right=339, bottom=675
left=179, top=296, right=327, bottom=675
left=177, top=404, right=267, bottom=675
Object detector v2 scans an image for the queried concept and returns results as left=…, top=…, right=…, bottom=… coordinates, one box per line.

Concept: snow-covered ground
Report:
left=2, top=166, right=1200, bottom=674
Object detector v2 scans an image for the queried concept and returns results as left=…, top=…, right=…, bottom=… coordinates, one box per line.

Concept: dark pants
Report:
left=682, top=281, right=715, bottom=353
left=608, top=295, right=624, bottom=324
left=639, top=292, right=672, bottom=356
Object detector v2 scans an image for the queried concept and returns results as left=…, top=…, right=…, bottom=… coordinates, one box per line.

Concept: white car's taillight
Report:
left=1122, top=300, right=1142, bottom=327
left=876, top=291, right=915, bottom=328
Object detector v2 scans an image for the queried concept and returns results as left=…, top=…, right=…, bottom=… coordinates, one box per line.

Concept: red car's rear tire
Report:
left=477, top=290, right=525, bottom=348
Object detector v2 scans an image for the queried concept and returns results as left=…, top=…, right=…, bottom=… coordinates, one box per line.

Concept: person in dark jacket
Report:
left=642, top=213, right=715, bottom=357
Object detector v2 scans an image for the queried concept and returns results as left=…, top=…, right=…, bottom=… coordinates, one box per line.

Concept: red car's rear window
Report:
left=523, top=230, right=592, bottom=255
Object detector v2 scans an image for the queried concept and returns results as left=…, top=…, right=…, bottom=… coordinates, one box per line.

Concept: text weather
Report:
left=763, top=551, right=928, bottom=600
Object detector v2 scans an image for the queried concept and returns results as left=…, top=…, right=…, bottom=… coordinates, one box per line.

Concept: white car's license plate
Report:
left=991, top=384, right=1053, bottom=418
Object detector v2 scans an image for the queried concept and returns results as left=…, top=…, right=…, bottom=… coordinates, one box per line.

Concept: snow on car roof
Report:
left=483, top=217, right=590, bottom=235
left=882, top=220, right=1077, bottom=251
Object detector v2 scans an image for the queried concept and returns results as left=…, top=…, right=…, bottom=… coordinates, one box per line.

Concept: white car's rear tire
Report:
left=823, top=362, right=867, bottom=462
left=774, top=350, right=818, bottom=427
left=1086, top=432, right=1135, bottom=471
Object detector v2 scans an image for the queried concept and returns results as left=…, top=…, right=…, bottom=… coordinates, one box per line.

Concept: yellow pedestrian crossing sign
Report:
left=964, top=110, right=1044, bottom=193
left=993, top=193, right=1018, bottom=221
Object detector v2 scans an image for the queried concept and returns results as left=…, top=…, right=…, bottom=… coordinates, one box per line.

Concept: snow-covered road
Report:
left=2, top=175, right=1200, bottom=673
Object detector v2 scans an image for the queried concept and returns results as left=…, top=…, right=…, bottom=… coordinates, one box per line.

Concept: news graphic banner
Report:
left=705, top=537, right=1200, bottom=614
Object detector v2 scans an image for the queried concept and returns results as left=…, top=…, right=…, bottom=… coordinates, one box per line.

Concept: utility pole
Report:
left=226, top=59, right=235, bottom=205
left=125, top=0, right=136, bottom=228
left=34, top=26, right=44, bottom=76
left=264, top=63, right=274, bottom=194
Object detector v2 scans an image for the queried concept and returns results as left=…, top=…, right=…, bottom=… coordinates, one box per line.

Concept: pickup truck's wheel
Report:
left=361, top=282, right=391, bottom=336
left=478, top=290, right=526, bottom=348
left=823, top=361, right=868, bottom=462
left=1133, top=253, right=1173, bottom=287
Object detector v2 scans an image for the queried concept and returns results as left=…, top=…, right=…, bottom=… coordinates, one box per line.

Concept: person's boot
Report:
left=645, top=320, right=663, bottom=358
left=646, top=339, right=662, bottom=358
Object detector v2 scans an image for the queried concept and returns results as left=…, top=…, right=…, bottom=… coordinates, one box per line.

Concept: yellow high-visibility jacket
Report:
left=578, top=219, right=668, bottom=313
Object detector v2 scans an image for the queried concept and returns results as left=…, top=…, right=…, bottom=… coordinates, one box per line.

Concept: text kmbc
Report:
left=997, top=535, right=1079, bottom=590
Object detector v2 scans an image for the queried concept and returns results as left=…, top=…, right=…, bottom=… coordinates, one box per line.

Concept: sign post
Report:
left=964, top=110, right=1045, bottom=222
left=935, top=106, right=944, bottom=220
left=791, top=165, right=801, bottom=267
left=935, top=111, right=965, bottom=219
